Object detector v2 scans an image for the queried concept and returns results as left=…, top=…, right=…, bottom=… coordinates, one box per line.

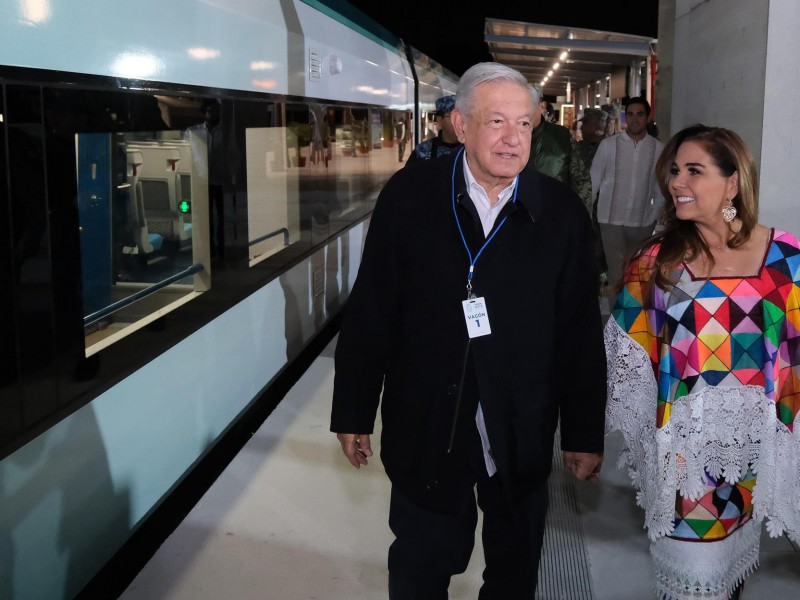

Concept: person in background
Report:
left=571, top=108, right=607, bottom=214
left=184, top=98, right=237, bottom=258
left=571, top=118, right=581, bottom=141
left=544, top=102, right=556, bottom=123
left=526, top=85, right=572, bottom=185
left=590, top=96, right=663, bottom=288
left=406, top=95, right=461, bottom=163
left=332, top=62, right=605, bottom=599
left=605, top=124, right=800, bottom=600
left=395, top=117, right=408, bottom=162
left=570, top=108, right=609, bottom=283
left=601, top=104, right=618, bottom=137
left=646, top=119, right=660, bottom=138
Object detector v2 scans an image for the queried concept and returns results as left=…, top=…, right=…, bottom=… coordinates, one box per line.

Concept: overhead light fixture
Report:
left=560, top=51, right=568, bottom=60
left=547, top=70, right=553, bottom=77
left=553, top=63, right=560, bottom=70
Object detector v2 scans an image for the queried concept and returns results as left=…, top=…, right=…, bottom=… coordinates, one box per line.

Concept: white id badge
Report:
left=462, top=297, right=492, bottom=338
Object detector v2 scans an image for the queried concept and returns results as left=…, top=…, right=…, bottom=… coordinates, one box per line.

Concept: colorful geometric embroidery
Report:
left=671, top=468, right=755, bottom=541
left=612, top=229, right=800, bottom=542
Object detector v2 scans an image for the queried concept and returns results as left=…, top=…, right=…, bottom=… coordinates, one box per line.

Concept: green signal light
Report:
left=179, top=200, right=191, bottom=213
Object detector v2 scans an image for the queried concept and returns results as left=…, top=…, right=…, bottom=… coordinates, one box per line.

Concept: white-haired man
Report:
left=332, top=62, right=606, bottom=599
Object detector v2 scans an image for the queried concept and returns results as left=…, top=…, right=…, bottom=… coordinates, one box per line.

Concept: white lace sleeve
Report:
left=604, top=317, right=800, bottom=542
left=759, top=410, right=800, bottom=542
left=604, top=317, right=676, bottom=538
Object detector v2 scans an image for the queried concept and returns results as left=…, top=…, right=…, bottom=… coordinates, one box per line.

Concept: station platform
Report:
left=120, top=332, right=800, bottom=599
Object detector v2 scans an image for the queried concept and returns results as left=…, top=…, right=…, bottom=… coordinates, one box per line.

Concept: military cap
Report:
left=435, top=95, right=456, bottom=115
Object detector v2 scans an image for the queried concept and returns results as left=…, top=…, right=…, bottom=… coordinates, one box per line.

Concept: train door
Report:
left=77, top=133, right=113, bottom=317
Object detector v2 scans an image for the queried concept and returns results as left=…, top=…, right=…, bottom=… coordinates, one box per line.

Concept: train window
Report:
left=328, top=105, right=400, bottom=226
left=2, top=74, right=417, bottom=454
left=245, top=102, right=296, bottom=266
left=246, top=102, right=410, bottom=266
left=79, top=130, right=211, bottom=356
left=19, top=88, right=213, bottom=357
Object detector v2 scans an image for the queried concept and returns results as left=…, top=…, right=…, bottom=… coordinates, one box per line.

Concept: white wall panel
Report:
left=760, top=0, right=800, bottom=235
left=670, top=0, right=768, bottom=161
left=664, top=0, right=797, bottom=234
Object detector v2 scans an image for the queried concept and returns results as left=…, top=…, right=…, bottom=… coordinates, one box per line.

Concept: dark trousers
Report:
left=387, top=441, right=549, bottom=599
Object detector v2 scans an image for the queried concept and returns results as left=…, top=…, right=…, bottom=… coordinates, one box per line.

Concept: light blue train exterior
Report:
left=0, top=1, right=458, bottom=598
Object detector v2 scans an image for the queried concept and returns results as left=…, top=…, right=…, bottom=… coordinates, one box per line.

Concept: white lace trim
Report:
left=604, top=318, right=800, bottom=542
left=652, top=519, right=760, bottom=600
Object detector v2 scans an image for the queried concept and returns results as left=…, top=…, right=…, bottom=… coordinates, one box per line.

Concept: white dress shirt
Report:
left=461, top=153, right=518, bottom=477
left=590, top=132, right=664, bottom=227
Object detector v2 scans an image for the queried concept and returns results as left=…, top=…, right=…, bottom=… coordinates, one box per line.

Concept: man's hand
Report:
left=563, top=451, right=603, bottom=484
left=337, top=433, right=373, bottom=469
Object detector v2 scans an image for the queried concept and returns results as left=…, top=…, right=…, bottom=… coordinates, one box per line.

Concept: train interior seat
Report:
left=125, top=148, right=163, bottom=256
left=127, top=142, right=192, bottom=252
left=157, top=139, right=194, bottom=245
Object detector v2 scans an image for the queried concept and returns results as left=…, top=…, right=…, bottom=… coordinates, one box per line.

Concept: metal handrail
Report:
left=249, top=227, right=289, bottom=247
left=83, top=263, right=205, bottom=326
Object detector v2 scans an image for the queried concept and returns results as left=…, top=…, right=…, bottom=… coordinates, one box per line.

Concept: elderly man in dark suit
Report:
left=331, top=62, right=606, bottom=600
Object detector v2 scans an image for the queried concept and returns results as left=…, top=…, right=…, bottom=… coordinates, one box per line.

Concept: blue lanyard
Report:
left=451, top=146, right=519, bottom=297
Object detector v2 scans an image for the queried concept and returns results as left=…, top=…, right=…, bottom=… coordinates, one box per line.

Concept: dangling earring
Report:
left=722, top=201, right=737, bottom=223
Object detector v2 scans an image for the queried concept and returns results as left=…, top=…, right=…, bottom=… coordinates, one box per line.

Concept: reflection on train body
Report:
left=75, top=101, right=413, bottom=356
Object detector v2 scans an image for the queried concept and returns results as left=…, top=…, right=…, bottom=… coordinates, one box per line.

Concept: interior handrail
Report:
left=84, top=263, right=205, bottom=326
left=248, top=227, right=289, bottom=247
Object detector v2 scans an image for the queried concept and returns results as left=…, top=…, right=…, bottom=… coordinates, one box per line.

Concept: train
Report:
left=0, top=1, right=458, bottom=598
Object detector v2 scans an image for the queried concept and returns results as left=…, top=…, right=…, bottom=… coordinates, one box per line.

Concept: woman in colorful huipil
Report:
left=605, top=125, right=800, bottom=600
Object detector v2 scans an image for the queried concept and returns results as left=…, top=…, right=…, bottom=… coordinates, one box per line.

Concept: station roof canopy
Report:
left=484, top=18, right=656, bottom=99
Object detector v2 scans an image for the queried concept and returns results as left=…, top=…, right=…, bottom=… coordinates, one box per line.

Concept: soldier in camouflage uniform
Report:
left=570, top=108, right=606, bottom=213
left=527, top=84, right=572, bottom=185
left=406, top=95, right=461, bottom=164
left=570, top=108, right=608, bottom=278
